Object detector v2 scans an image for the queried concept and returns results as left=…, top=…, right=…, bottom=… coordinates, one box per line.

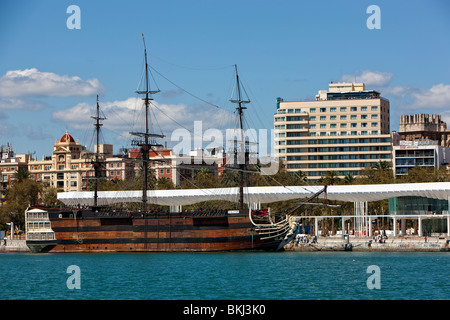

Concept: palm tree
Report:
left=343, top=173, right=356, bottom=185
left=321, top=171, right=341, bottom=186
left=13, top=168, right=30, bottom=182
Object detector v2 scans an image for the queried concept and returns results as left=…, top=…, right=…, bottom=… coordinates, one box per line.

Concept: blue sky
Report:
left=1, top=0, right=450, bottom=157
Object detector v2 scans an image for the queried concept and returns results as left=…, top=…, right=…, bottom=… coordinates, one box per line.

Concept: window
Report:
left=320, top=124, right=326, bottom=128
left=340, top=107, right=347, bottom=112
left=361, top=115, right=367, bottom=119
left=287, top=116, right=305, bottom=121
left=287, top=109, right=294, bottom=113
left=371, top=122, right=378, bottom=127
left=351, top=115, right=357, bottom=120
left=310, top=108, right=316, bottom=113
left=361, top=123, right=368, bottom=127
left=310, top=116, right=316, bottom=121
left=371, top=106, right=378, bottom=111
left=320, top=108, right=326, bottom=112
left=330, top=116, right=336, bottom=120
left=320, top=116, right=326, bottom=121
left=340, top=115, right=347, bottom=120
left=351, top=123, right=357, bottom=127
left=371, top=114, right=378, bottom=119
left=361, top=106, right=367, bottom=111
left=310, top=124, right=316, bottom=129
left=340, top=123, right=347, bottom=128
left=295, top=108, right=301, bottom=113
left=351, top=107, right=357, bottom=111
left=330, top=107, right=336, bottom=112
left=330, top=124, right=337, bottom=128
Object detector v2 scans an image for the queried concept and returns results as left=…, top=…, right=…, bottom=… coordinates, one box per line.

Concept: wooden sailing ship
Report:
left=25, top=36, right=298, bottom=253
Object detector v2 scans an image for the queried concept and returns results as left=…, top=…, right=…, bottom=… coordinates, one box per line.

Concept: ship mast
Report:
left=131, top=34, right=164, bottom=213
left=230, top=65, right=250, bottom=210
left=91, top=95, right=106, bottom=207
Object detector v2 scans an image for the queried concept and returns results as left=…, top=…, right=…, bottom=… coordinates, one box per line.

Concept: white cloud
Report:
left=0, top=68, right=104, bottom=98
left=408, top=83, right=450, bottom=110
left=340, top=70, right=394, bottom=86
left=52, top=97, right=234, bottom=146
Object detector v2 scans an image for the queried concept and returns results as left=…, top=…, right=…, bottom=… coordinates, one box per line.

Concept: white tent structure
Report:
left=57, top=182, right=450, bottom=207
left=57, top=182, right=450, bottom=237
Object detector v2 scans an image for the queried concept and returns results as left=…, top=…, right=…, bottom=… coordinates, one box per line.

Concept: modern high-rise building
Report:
left=274, top=82, right=393, bottom=181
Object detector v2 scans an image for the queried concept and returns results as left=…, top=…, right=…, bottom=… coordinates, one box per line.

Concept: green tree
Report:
left=343, top=173, right=356, bottom=185
left=319, top=171, right=341, bottom=186
left=360, top=161, right=394, bottom=184
left=0, top=178, right=42, bottom=228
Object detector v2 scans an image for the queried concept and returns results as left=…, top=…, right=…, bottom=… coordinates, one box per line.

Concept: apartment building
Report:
left=28, top=131, right=134, bottom=192
left=0, top=144, right=30, bottom=205
left=393, top=139, right=450, bottom=176
left=128, top=147, right=225, bottom=186
left=274, top=82, right=393, bottom=181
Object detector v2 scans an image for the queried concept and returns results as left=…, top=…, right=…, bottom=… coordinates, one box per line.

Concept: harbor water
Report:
left=0, top=251, right=448, bottom=300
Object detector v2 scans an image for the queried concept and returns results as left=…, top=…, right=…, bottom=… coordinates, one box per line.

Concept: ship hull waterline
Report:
left=26, top=211, right=287, bottom=253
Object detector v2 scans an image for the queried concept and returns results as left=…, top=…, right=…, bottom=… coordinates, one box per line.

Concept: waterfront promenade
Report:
left=1, top=236, right=449, bottom=253
left=285, top=235, right=450, bottom=252
left=0, top=239, right=30, bottom=252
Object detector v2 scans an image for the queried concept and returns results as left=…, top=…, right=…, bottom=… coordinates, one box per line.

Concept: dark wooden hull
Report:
left=29, top=210, right=285, bottom=253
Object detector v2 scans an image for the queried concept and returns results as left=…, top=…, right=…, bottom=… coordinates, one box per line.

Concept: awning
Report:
left=57, top=182, right=450, bottom=206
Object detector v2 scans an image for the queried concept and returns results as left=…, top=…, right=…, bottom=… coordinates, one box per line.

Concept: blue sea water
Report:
left=0, top=252, right=448, bottom=300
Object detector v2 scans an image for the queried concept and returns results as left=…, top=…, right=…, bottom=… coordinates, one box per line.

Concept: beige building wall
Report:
left=274, top=83, right=392, bottom=181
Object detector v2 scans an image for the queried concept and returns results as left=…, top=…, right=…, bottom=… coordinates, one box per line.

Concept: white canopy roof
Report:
left=57, top=182, right=450, bottom=206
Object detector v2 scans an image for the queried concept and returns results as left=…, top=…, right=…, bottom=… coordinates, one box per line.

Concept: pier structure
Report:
left=292, top=213, right=450, bottom=238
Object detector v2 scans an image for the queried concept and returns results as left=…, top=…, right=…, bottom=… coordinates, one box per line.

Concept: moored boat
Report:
left=25, top=35, right=298, bottom=253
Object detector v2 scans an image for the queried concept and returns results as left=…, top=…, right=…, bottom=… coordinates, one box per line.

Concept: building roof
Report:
left=59, top=131, right=75, bottom=143
left=57, top=182, right=450, bottom=206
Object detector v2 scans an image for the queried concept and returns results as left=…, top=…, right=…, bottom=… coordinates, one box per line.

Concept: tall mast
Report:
left=131, top=34, right=164, bottom=213
left=91, top=95, right=106, bottom=207
left=230, top=65, right=250, bottom=210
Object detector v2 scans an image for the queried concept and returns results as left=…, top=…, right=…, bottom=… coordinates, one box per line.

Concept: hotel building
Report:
left=274, top=82, right=393, bottom=181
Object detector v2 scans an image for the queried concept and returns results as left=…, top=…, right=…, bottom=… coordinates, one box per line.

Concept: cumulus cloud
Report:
left=0, top=68, right=104, bottom=98
left=408, top=83, right=450, bottom=110
left=52, top=97, right=234, bottom=146
left=340, top=70, right=394, bottom=86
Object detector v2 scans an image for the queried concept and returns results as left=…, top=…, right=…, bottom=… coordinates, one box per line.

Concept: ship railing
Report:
left=254, top=217, right=291, bottom=240
left=258, top=224, right=291, bottom=240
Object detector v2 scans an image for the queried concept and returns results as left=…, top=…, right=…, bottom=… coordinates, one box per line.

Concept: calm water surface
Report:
left=0, top=252, right=448, bottom=300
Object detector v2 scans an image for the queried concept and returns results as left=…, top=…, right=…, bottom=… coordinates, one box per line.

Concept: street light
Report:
left=6, top=222, right=13, bottom=240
